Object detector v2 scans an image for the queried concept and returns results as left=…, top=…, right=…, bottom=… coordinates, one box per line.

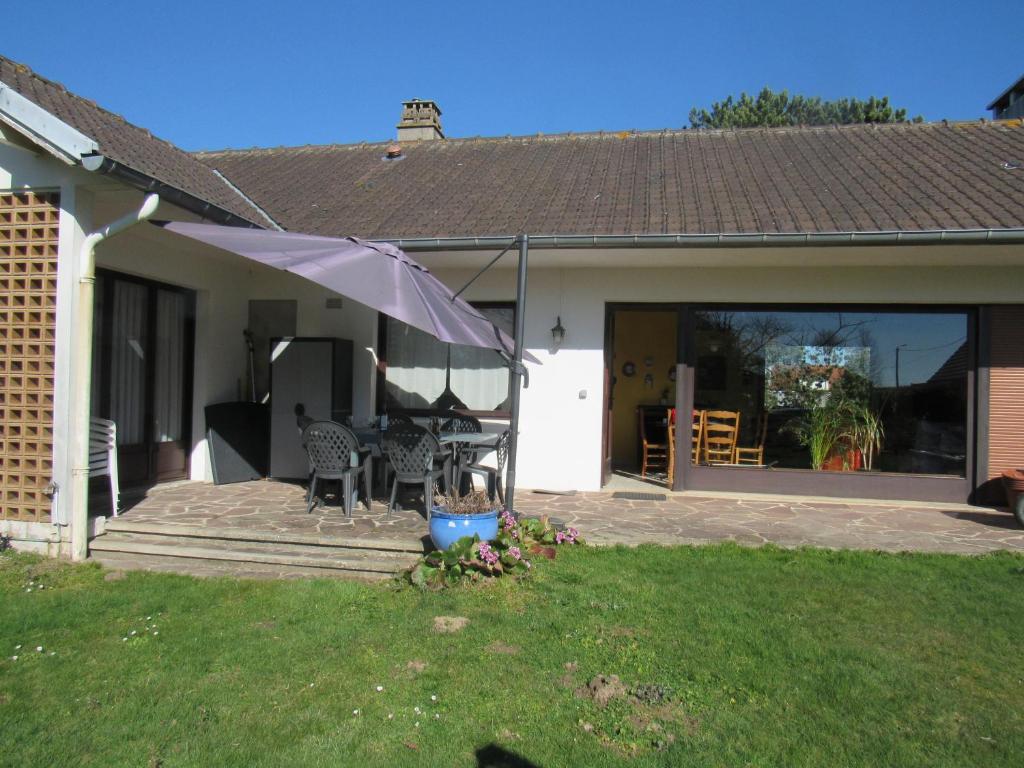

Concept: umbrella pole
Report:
left=504, top=234, right=529, bottom=514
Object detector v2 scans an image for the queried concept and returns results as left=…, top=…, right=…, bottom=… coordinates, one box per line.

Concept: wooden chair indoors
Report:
left=640, top=408, right=670, bottom=478
left=734, top=412, right=769, bottom=466
left=703, top=410, right=741, bottom=465
left=691, top=410, right=705, bottom=465
left=666, top=408, right=677, bottom=487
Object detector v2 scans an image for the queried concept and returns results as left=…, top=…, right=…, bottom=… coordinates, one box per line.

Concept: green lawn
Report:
left=2, top=544, right=1023, bottom=767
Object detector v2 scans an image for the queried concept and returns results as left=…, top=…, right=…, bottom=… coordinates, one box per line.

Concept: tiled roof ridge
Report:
left=193, top=117, right=1024, bottom=158
left=0, top=54, right=184, bottom=156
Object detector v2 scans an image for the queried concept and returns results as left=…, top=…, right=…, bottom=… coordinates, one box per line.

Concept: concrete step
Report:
left=102, top=519, right=427, bottom=554
left=89, top=529, right=423, bottom=580
left=90, top=549, right=394, bottom=581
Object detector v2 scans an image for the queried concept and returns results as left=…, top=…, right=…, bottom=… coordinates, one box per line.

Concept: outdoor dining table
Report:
left=439, top=431, right=503, bottom=493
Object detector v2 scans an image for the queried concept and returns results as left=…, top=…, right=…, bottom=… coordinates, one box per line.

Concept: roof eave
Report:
left=986, top=74, right=1024, bottom=110
left=82, top=154, right=263, bottom=229
left=0, top=79, right=98, bottom=163
left=386, top=229, right=1024, bottom=252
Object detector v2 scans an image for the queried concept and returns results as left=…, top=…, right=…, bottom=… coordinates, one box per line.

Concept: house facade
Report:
left=2, top=56, right=1024, bottom=560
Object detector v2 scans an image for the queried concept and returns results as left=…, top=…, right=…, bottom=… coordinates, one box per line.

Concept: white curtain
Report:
left=385, top=307, right=514, bottom=411
left=110, top=281, right=148, bottom=444
left=154, top=290, right=185, bottom=442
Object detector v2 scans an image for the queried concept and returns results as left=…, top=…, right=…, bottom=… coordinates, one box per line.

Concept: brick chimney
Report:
left=396, top=99, right=444, bottom=141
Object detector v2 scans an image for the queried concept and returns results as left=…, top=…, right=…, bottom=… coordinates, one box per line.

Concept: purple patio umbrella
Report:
left=156, top=221, right=535, bottom=360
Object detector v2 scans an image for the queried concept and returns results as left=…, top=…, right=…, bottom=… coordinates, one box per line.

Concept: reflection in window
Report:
left=692, top=310, right=969, bottom=476
left=384, top=305, right=514, bottom=412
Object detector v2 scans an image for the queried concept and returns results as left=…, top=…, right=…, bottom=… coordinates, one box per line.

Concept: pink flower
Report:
left=508, top=546, right=521, bottom=560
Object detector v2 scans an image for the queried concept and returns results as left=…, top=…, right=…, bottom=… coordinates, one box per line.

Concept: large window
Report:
left=692, top=308, right=970, bottom=477
left=381, top=304, right=514, bottom=413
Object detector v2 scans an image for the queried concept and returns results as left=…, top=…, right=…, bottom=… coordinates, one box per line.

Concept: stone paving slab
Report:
left=112, top=480, right=1024, bottom=556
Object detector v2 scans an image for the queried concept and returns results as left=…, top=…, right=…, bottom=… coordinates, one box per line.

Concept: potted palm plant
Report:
left=789, top=396, right=883, bottom=472
left=430, top=489, right=500, bottom=551
left=847, top=400, right=884, bottom=471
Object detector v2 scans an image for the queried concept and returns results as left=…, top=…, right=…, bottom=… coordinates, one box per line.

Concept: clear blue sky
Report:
left=5, top=0, right=1021, bottom=151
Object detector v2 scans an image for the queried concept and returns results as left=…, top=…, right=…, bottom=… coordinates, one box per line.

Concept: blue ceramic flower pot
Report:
left=429, top=507, right=500, bottom=551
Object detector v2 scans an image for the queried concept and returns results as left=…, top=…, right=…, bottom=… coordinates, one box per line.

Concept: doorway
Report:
left=91, top=270, right=196, bottom=489
left=603, top=305, right=680, bottom=489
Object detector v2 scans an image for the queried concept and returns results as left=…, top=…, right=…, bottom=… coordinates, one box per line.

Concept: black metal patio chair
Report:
left=382, top=423, right=451, bottom=519
left=461, top=429, right=510, bottom=505
left=301, top=420, right=372, bottom=518
left=441, top=414, right=482, bottom=491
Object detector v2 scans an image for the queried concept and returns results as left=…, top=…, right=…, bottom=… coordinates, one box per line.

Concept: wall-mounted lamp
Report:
left=551, top=316, right=566, bottom=345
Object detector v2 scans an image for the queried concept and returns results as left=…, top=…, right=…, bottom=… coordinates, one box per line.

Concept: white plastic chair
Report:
left=89, top=417, right=120, bottom=517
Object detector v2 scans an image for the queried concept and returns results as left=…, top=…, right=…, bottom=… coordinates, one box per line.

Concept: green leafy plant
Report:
left=787, top=395, right=884, bottom=471
left=690, top=87, right=922, bottom=129
left=407, top=511, right=581, bottom=589
left=847, top=400, right=885, bottom=471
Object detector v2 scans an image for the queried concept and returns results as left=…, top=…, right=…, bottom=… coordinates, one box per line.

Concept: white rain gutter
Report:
left=68, top=194, right=160, bottom=561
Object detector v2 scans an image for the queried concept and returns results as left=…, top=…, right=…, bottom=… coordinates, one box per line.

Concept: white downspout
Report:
left=68, top=194, right=160, bottom=561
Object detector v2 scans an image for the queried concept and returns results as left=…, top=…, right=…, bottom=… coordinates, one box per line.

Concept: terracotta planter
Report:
left=1002, top=469, right=1024, bottom=509
left=821, top=448, right=863, bottom=472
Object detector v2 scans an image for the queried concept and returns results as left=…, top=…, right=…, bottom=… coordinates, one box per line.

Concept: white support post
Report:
left=68, top=194, right=159, bottom=561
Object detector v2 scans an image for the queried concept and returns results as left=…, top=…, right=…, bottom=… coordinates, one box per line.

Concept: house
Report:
left=2, top=54, right=1024, bottom=561
left=988, top=74, right=1024, bottom=120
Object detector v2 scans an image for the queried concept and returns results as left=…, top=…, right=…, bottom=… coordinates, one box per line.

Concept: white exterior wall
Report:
left=428, top=255, right=1024, bottom=492
left=95, top=222, right=379, bottom=483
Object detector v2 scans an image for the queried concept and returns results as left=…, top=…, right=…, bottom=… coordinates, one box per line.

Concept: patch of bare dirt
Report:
left=575, top=674, right=628, bottom=708
left=433, top=616, right=469, bottom=633
left=486, top=641, right=520, bottom=655
left=103, top=570, right=126, bottom=582
left=406, top=660, right=428, bottom=674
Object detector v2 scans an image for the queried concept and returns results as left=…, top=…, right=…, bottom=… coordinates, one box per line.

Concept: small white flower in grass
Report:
left=434, top=713, right=440, bottom=719
left=387, top=713, right=394, bottom=720
left=25, top=588, right=31, bottom=593
left=14, top=645, right=21, bottom=650
left=146, top=616, right=151, bottom=621
left=36, top=646, right=42, bottom=652
left=430, top=694, right=437, bottom=702
left=122, top=637, right=128, bottom=642
left=153, top=631, right=158, bottom=636
left=130, top=631, right=136, bottom=636
left=49, top=651, right=55, bottom=656
left=352, top=709, right=360, bottom=716
left=10, top=656, right=17, bottom=661
left=415, top=721, right=420, bottom=728
left=414, top=706, right=421, bottom=714
left=375, top=685, right=384, bottom=692
left=309, top=683, right=314, bottom=688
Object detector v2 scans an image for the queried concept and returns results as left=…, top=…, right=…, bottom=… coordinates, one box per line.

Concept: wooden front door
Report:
left=92, top=271, right=195, bottom=488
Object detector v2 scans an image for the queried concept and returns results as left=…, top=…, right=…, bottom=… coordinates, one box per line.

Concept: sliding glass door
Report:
left=92, top=270, right=195, bottom=488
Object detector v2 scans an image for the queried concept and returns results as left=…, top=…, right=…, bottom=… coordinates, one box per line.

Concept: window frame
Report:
left=375, top=301, right=516, bottom=419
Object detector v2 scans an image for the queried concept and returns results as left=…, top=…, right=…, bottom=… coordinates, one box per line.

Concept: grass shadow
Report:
left=476, top=743, right=541, bottom=768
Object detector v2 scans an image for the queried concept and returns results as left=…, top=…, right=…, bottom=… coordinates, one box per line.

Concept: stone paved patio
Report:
left=111, top=479, right=1024, bottom=555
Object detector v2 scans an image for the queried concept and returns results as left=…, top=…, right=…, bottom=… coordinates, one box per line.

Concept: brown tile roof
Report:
left=0, top=55, right=266, bottom=227
left=197, top=122, right=1024, bottom=240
